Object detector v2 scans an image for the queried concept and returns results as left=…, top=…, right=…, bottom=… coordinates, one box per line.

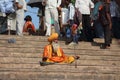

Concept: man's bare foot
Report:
left=74, top=56, right=80, bottom=60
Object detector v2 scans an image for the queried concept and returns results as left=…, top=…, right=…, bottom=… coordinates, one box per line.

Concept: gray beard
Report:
left=52, top=42, right=60, bottom=53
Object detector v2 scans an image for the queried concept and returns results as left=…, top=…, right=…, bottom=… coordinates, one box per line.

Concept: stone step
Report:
left=0, top=35, right=119, bottom=45
left=0, top=52, right=120, bottom=61
left=0, top=64, right=119, bottom=74
left=0, top=44, right=119, bottom=53
left=0, top=35, right=47, bottom=40
left=0, top=72, right=119, bottom=80
left=0, top=39, right=48, bottom=46
left=0, top=39, right=119, bottom=46
left=0, top=45, right=120, bottom=54
left=0, top=40, right=119, bottom=47
left=0, top=49, right=120, bottom=60
left=0, top=57, right=120, bottom=66
left=0, top=50, right=120, bottom=60
left=0, top=35, right=120, bottom=80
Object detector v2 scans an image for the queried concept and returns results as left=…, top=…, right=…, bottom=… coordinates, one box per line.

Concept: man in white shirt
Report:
left=75, top=0, right=94, bottom=42
left=42, top=0, right=61, bottom=36
left=15, top=0, right=27, bottom=36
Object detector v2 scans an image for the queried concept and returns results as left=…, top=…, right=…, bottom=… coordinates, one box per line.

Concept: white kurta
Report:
left=43, top=0, right=61, bottom=36
left=15, top=0, right=27, bottom=36
left=75, top=0, right=94, bottom=15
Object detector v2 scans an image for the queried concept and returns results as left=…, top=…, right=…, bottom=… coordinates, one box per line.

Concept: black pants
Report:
left=112, top=17, right=120, bottom=39
left=81, top=14, right=93, bottom=42
left=103, top=24, right=112, bottom=45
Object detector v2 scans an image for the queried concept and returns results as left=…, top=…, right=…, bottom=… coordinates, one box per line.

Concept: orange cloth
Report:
left=23, top=21, right=36, bottom=32
left=99, top=5, right=103, bottom=11
left=42, top=44, right=75, bottom=63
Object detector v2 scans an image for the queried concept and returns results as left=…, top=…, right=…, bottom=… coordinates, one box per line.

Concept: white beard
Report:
left=52, top=42, right=60, bottom=53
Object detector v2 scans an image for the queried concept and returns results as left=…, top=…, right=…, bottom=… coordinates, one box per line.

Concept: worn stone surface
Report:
left=0, top=35, right=120, bottom=80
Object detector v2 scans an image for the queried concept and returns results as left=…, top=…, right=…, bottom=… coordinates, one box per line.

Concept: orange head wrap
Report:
left=48, top=33, right=59, bottom=42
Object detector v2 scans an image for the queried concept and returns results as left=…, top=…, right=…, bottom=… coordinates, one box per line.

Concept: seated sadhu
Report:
left=40, top=33, right=79, bottom=66
left=23, top=15, right=36, bottom=35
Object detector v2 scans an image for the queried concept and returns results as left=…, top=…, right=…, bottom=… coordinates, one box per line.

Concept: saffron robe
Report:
left=42, top=44, right=75, bottom=63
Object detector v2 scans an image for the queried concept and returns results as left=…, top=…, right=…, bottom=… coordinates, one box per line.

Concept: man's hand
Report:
left=16, top=3, right=23, bottom=9
left=57, top=7, right=61, bottom=12
left=109, top=23, right=112, bottom=30
left=106, top=13, right=112, bottom=29
left=42, top=0, right=46, bottom=6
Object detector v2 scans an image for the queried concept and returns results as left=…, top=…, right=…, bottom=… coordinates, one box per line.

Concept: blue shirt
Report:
left=92, top=1, right=102, bottom=20
left=0, top=0, right=15, bottom=13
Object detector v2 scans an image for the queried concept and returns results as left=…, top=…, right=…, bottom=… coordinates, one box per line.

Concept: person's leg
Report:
left=116, top=17, right=120, bottom=39
left=112, top=17, right=120, bottom=39
left=66, top=27, right=72, bottom=44
left=94, top=20, right=104, bottom=38
left=16, top=10, right=24, bottom=36
left=45, top=9, right=51, bottom=36
left=84, top=15, right=93, bottom=42
left=51, top=8, right=60, bottom=35
left=73, top=34, right=78, bottom=44
left=105, top=25, right=112, bottom=46
left=81, top=15, right=87, bottom=41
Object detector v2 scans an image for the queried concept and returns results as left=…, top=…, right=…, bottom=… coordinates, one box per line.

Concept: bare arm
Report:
left=42, top=0, right=46, bottom=6
left=15, top=1, right=23, bottom=9
left=57, top=0, right=62, bottom=11
left=75, top=0, right=79, bottom=9
left=106, top=3, right=112, bottom=29
left=106, top=12, right=112, bottom=29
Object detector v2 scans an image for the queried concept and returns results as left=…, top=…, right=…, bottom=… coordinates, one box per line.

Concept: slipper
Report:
left=40, top=61, right=55, bottom=66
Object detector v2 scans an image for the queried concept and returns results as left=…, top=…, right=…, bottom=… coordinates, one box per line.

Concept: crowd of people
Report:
left=0, top=0, right=120, bottom=46
left=45, top=0, right=119, bottom=48
left=0, top=0, right=36, bottom=35
left=39, top=0, right=120, bottom=49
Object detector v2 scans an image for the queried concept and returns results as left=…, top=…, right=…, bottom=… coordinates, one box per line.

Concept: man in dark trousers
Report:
left=99, top=0, right=112, bottom=49
left=75, top=0, right=94, bottom=42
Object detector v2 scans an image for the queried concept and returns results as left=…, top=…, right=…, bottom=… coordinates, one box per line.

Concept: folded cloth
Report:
left=8, top=38, right=16, bottom=43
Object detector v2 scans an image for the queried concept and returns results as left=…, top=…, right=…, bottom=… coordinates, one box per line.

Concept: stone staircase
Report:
left=0, top=35, right=120, bottom=80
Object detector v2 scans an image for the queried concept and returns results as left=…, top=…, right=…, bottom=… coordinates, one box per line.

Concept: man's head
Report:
left=66, top=0, right=71, bottom=6
left=24, top=15, right=32, bottom=21
left=94, top=0, right=100, bottom=3
left=48, top=33, right=59, bottom=53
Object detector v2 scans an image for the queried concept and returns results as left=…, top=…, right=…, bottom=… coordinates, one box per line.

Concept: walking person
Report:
left=15, top=0, right=27, bottom=36
left=91, top=0, right=104, bottom=38
left=42, top=0, right=61, bottom=36
left=99, top=0, right=112, bottom=49
left=75, top=0, right=94, bottom=42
